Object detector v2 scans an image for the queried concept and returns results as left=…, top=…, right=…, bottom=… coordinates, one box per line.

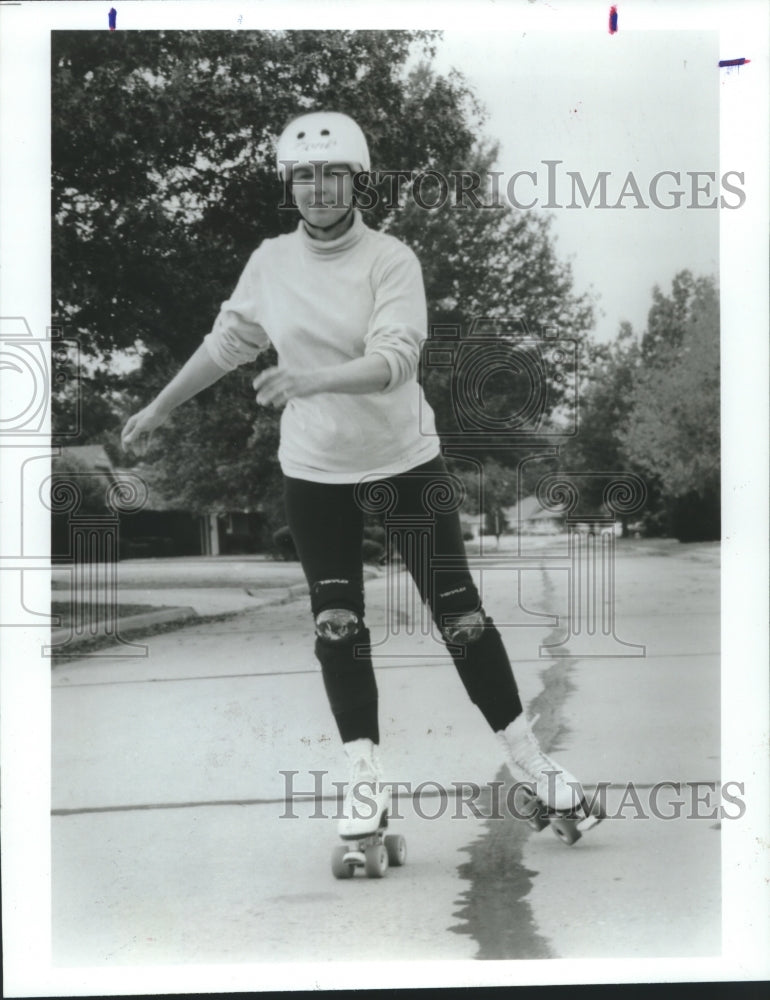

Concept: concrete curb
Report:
left=49, top=566, right=384, bottom=656
left=49, top=588, right=304, bottom=656
left=49, top=606, right=200, bottom=653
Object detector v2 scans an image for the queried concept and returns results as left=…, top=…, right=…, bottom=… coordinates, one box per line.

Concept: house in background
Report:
left=503, top=494, right=630, bottom=537
left=503, top=494, right=565, bottom=535
left=51, top=445, right=265, bottom=558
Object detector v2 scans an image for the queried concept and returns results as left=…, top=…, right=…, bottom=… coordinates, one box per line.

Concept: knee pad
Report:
left=315, top=607, right=363, bottom=644
left=441, top=608, right=488, bottom=645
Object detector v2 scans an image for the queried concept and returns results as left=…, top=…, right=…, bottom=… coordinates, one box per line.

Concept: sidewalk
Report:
left=50, top=556, right=382, bottom=653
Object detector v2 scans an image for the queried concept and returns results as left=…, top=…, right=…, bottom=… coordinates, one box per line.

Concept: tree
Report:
left=570, top=322, right=639, bottom=470
left=622, top=274, right=720, bottom=540
left=556, top=272, right=720, bottom=540
left=640, top=270, right=698, bottom=367
left=451, top=457, right=516, bottom=541
left=556, top=321, right=651, bottom=532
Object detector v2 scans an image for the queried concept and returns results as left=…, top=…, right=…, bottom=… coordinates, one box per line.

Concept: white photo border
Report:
left=1, top=0, right=768, bottom=994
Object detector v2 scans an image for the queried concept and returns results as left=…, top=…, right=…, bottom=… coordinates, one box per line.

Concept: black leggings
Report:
left=283, top=456, right=523, bottom=742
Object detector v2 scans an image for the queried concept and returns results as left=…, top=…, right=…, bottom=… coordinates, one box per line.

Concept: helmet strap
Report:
left=299, top=204, right=355, bottom=237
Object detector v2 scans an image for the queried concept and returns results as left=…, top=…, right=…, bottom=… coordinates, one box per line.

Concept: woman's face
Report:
left=291, top=161, right=355, bottom=232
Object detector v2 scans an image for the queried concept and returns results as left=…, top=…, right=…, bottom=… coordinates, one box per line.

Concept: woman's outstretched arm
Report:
left=121, top=343, right=228, bottom=455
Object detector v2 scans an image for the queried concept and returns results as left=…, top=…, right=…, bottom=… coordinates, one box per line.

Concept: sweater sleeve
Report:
left=364, top=242, right=427, bottom=393
left=203, top=249, right=271, bottom=371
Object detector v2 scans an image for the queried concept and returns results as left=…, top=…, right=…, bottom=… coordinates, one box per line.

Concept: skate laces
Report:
left=508, top=714, right=559, bottom=775
left=349, top=754, right=377, bottom=785
left=345, top=751, right=381, bottom=802
left=341, top=751, right=386, bottom=823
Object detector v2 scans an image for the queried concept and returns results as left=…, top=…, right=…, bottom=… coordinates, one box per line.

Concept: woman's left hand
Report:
left=253, top=367, right=317, bottom=408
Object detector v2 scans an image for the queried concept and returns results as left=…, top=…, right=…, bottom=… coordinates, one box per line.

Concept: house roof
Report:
left=60, top=444, right=114, bottom=473
left=58, top=448, right=256, bottom=516
left=504, top=494, right=563, bottom=523
left=58, top=448, right=183, bottom=511
left=111, top=464, right=188, bottom=513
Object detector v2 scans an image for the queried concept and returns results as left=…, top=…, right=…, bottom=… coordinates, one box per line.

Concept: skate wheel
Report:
left=577, top=797, right=606, bottom=832
left=384, top=834, right=407, bottom=867
left=364, top=843, right=389, bottom=878
left=514, top=786, right=550, bottom=832
left=331, top=844, right=355, bottom=879
left=551, top=817, right=581, bottom=846
left=527, top=812, right=550, bottom=833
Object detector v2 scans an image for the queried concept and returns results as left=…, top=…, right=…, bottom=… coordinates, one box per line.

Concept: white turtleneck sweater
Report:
left=203, top=211, right=439, bottom=483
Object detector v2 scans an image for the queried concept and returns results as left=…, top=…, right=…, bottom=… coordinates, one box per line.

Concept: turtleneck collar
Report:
left=298, top=209, right=367, bottom=257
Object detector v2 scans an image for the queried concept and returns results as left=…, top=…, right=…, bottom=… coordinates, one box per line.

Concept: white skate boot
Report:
left=331, top=738, right=407, bottom=879
left=337, top=738, right=390, bottom=838
left=499, top=714, right=604, bottom=845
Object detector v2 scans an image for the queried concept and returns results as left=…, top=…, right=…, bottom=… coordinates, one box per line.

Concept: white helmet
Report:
left=276, top=111, right=371, bottom=180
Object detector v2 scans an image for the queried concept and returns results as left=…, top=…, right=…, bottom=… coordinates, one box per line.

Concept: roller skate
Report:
left=499, top=714, right=605, bottom=846
left=330, top=738, right=407, bottom=879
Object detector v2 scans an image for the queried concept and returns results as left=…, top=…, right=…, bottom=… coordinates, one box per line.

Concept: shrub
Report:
left=272, top=525, right=297, bottom=560
left=361, top=539, right=385, bottom=564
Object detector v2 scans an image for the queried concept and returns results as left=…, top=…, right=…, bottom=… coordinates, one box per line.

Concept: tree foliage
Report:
left=559, top=270, right=720, bottom=539
left=640, top=270, right=700, bottom=367
left=452, top=458, right=517, bottom=537
left=622, top=274, right=720, bottom=502
left=557, top=321, right=645, bottom=524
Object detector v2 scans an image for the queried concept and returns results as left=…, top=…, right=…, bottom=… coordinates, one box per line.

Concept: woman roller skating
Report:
left=121, top=111, right=601, bottom=878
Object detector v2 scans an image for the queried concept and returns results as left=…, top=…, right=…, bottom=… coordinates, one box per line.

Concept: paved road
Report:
left=51, top=540, right=721, bottom=966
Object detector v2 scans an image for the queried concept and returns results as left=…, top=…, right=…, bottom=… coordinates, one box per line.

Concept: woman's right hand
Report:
left=121, top=402, right=169, bottom=456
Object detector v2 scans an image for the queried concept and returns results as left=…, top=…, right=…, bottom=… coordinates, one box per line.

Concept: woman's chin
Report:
left=301, top=208, right=349, bottom=230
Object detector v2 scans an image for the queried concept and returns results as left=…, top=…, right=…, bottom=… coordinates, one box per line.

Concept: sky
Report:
left=430, top=28, right=721, bottom=342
